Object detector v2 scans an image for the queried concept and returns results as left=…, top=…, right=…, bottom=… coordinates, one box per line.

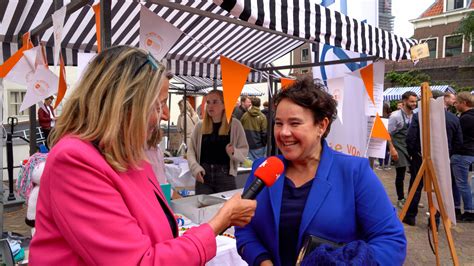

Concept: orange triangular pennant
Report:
left=0, top=32, right=33, bottom=78
left=360, top=64, right=375, bottom=105
left=220, top=55, right=251, bottom=123
left=371, top=113, right=391, bottom=141
left=92, top=3, right=101, bottom=52
left=281, top=77, right=296, bottom=90
left=54, top=53, right=67, bottom=109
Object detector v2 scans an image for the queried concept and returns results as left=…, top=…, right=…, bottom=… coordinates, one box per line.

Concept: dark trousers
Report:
left=395, top=166, right=407, bottom=200
left=41, top=128, right=51, bottom=149
left=195, top=163, right=236, bottom=195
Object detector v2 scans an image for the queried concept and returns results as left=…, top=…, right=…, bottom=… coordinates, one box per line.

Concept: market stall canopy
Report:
left=200, top=85, right=264, bottom=96
left=383, top=85, right=456, bottom=101
left=1, top=0, right=417, bottom=83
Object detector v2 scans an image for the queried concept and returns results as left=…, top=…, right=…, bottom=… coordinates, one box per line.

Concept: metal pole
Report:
left=167, top=92, right=172, bottom=150
left=6, top=117, right=17, bottom=201
left=100, top=0, right=112, bottom=50
left=183, top=85, right=187, bottom=147
left=267, top=72, right=274, bottom=156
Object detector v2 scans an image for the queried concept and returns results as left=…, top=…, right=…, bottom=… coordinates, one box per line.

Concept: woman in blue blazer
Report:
left=235, top=77, right=406, bottom=266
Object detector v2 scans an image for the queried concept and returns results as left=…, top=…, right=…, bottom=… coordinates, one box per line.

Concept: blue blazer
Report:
left=235, top=141, right=406, bottom=266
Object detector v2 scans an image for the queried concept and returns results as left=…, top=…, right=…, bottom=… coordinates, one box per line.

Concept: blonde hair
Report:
left=50, top=46, right=166, bottom=172
left=457, top=91, right=474, bottom=108
left=178, top=99, right=197, bottom=118
left=202, top=90, right=230, bottom=135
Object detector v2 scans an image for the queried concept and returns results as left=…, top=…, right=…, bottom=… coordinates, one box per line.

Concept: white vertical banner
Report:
left=326, top=77, right=345, bottom=123
left=367, top=118, right=388, bottom=158
left=326, top=74, right=368, bottom=157
left=52, top=6, right=67, bottom=67
left=139, top=5, right=182, bottom=61
left=419, top=97, right=456, bottom=225
left=77, top=52, right=96, bottom=83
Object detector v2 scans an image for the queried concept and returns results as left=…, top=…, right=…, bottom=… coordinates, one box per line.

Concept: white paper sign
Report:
left=139, top=5, right=182, bottom=60
left=365, top=61, right=385, bottom=116
left=52, top=6, right=66, bottom=67
left=20, top=68, right=59, bottom=112
left=366, top=117, right=388, bottom=159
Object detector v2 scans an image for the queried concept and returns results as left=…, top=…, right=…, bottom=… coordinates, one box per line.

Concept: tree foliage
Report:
left=385, top=71, right=432, bottom=87
left=456, top=11, right=474, bottom=42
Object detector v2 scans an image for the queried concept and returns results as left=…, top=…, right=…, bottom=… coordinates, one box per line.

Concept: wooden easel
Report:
left=399, top=82, right=459, bottom=265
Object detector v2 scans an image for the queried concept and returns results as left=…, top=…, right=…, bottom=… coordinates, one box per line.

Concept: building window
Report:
left=446, top=0, right=465, bottom=11
left=444, top=35, right=463, bottom=57
left=301, top=48, right=310, bottom=62
left=301, top=69, right=309, bottom=74
left=424, top=39, right=437, bottom=59
left=9, top=91, right=28, bottom=117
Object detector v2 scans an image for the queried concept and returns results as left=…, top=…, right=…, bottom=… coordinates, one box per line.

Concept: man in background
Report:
left=444, top=92, right=456, bottom=112
left=232, top=96, right=251, bottom=120
left=241, top=97, right=267, bottom=161
left=388, top=91, right=417, bottom=209
left=38, top=96, right=57, bottom=149
left=451, top=92, right=474, bottom=222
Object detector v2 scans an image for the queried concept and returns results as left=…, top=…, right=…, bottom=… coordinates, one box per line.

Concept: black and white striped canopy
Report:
left=215, top=0, right=417, bottom=61
left=1, top=0, right=417, bottom=82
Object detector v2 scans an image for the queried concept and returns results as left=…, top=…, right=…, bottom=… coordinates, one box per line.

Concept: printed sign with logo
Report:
left=410, top=42, right=429, bottom=61
left=139, top=5, right=182, bottom=61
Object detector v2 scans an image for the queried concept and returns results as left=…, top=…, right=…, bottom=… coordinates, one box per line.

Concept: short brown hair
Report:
left=240, top=95, right=249, bottom=103
left=250, top=97, right=261, bottom=107
left=457, top=91, right=474, bottom=108
left=274, top=76, right=337, bottom=138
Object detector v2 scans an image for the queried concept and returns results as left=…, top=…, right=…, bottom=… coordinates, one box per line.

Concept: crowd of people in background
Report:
left=386, top=90, right=474, bottom=224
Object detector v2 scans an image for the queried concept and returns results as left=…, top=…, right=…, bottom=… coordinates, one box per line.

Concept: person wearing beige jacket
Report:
left=177, top=99, right=199, bottom=148
left=187, top=90, right=249, bottom=194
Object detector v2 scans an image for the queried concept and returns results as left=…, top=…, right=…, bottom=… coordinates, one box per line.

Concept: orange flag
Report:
left=359, top=64, right=375, bottom=105
left=0, top=32, right=33, bottom=78
left=220, top=55, right=250, bottom=123
left=371, top=113, right=391, bottom=141
left=54, top=53, right=67, bottom=109
left=92, top=3, right=101, bottom=52
left=280, top=77, right=296, bottom=90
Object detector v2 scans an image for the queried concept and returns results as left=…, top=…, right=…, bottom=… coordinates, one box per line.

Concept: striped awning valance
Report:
left=200, top=85, right=265, bottom=96
left=172, top=75, right=222, bottom=90
left=0, top=0, right=303, bottom=82
left=383, top=85, right=456, bottom=101
left=214, top=0, right=417, bottom=61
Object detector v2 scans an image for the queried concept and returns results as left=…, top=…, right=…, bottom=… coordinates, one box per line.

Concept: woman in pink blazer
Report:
left=29, top=46, right=256, bottom=265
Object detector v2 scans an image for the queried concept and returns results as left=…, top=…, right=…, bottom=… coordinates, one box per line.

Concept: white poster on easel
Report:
left=419, top=97, right=456, bottom=225
left=367, top=117, right=388, bottom=159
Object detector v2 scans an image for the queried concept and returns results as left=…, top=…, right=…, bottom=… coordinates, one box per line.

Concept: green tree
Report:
left=385, top=71, right=432, bottom=87
left=456, top=11, right=474, bottom=61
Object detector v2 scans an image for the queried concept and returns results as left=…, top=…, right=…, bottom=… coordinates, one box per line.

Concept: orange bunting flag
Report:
left=220, top=55, right=251, bottom=123
left=371, top=113, right=391, bottom=141
left=359, top=64, right=375, bottom=105
left=92, top=3, right=101, bottom=52
left=54, top=53, right=67, bottom=109
left=0, top=32, right=33, bottom=78
left=280, top=78, right=296, bottom=90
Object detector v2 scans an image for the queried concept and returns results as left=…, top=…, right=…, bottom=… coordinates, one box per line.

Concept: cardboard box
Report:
left=171, top=195, right=227, bottom=224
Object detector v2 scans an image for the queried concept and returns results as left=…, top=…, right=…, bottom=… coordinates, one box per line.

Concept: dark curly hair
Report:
left=274, top=76, right=337, bottom=138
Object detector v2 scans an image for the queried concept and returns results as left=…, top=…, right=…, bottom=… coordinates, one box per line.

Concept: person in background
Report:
left=403, top=90, right=463, bottom=226
left=241, top=97, right=267, bottom=161
left=29, top=46, right=256, bottom=265
left=396, top=101, right=403, bottom=110
left=188, top=90, right=249, bottom=195
left=261, top=101, right=270, bottom=121
left=377, top=102, right=392, bottom=170
left=451, top=91, right=474, bottom=222
left=444, top=92, right=456, bottom=112
left=388, top=91, right=417, bottom=209
left=38, top=95, right=57, bottom=149
left=235, top=77, right=406, bottom=266
left=233, top=95, right=252, bottom=120
left=177, top=99, right=199, bottom=148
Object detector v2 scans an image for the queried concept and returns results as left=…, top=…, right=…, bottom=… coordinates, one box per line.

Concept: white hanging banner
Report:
left=419, top=97, right=456, bottom=225
left=20, top=68, right=58, bottom=112
left=326, top=74, right=368, bottom=157
left=52, top=6, right=67, bottom=67
left=326, top=77, right=345, bottom=123
left=139, top=5, right=183, bottom=61
left=77, top=52, right=96, bottom=83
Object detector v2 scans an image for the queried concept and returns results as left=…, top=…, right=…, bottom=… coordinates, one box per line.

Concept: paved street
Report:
left=3, top=167, right=474, bottom=265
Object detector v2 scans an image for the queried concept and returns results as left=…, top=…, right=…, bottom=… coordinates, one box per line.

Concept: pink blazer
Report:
left=29, top=136, right=216, bottom=265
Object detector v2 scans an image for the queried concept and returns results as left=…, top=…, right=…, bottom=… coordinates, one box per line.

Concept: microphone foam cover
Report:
left=254, top=156, right=284, bottom=187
